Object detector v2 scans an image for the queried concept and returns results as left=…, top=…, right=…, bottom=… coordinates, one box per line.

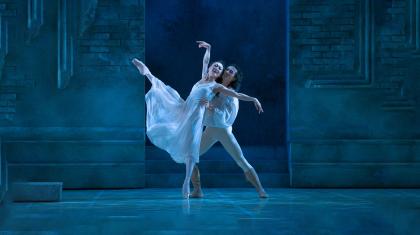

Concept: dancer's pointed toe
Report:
left=182, top=180, right=191, bottom=199
left=259, top=190, right=269, bottom=198
left=132, top=58, right=150, bottom=76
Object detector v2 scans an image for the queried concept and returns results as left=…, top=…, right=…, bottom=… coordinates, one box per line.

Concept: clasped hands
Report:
left=199, top=98, right=215, bottom=111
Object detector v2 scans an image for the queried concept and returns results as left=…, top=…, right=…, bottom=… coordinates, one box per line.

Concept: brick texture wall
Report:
left=289, top=0, right=420, bottom=187
left=0, top=0, right=146, bottom=189
left=78, top=0, right=144, bottom=81
left=291, top=0, right=356, bottom=73
left=0, top=1, right=21, bottom=122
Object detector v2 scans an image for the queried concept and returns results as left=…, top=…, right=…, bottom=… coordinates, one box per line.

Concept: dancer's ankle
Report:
left=191, top=188, right=203, bottom=198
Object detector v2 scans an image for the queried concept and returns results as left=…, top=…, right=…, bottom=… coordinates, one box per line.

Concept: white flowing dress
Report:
left=145, top=74, right=217, bottom=164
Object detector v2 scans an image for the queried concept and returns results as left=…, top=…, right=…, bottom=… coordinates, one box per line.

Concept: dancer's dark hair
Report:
left=216, top=64, right=243, bottom=92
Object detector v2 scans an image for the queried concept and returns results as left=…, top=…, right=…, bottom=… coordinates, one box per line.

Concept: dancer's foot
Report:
left=190, top=188, right=204, bottom=198
left=182, top=180, right=190, bottom=199
left=131, top=58, right=150, bottom=76
left=190, top=165, right=203, bottom=198
left=258, top=190, right=269, bottom=198
left=244, top=167, right=268, bottom=199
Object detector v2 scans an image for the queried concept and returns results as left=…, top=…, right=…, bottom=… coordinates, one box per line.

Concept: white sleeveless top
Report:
left=203, top=91, right=239, bottom=128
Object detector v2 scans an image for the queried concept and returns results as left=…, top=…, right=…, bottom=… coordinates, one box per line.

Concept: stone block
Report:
left=9, top=163, right=145, bottom=189
left=290, top=140, right=420, bottom=187
left=11, top=182, right=62, bottom=202
left=1, top=148, right=7, bottom=204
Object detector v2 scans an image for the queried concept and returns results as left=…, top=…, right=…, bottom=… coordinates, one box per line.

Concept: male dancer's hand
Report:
left=253, top=98, right=264, bottom=114
left=199, top=98, right=210, bottom=108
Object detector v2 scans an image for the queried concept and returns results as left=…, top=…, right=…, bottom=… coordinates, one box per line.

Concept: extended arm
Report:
left=197, top=41, right=211, bottom=80
left=213, top=85, right=264, bottom=114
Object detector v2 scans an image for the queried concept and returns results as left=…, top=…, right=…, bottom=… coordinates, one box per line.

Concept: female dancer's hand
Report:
left=196, top=41, right=211, bottom=49
left=253, top=98, right=264, bottom=114
left=207, top=103, right=215, bottom=111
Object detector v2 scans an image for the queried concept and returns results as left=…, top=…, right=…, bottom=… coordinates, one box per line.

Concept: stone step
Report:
left=6, top=141, right=144, bottom=163
left=9, top=163, right=145, bottom=189
left=146, top=160, right=288, bottom=174
left=146, top=145, right=287, bottom=161
left=11, top=182, right=62, bottom=202
left=382, top=99, right=415, bottom=106
left=146, top=173, right=290, bottom=187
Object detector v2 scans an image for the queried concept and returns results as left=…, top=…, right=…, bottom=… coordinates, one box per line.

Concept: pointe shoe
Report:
left=190, top=166, right=204, bottom=198
left=244, top=167, right=269, bottom=198
left=182, top=180, right=190, bottom=199
left=132, top=58, right=151, bottom=76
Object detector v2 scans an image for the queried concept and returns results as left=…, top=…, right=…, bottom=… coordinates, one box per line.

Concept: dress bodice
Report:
left=187, top=81, right=216, bottom=105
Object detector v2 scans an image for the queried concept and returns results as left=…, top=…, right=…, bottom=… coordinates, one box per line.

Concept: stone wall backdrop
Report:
left=0, top=0, right=145, bottom=189
left=290, top=0, right=420, bottom=187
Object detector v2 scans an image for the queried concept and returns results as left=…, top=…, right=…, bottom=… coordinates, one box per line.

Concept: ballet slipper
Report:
left=190, top=189, right=203, bottom=198
left=244, top=167, right=269, bottom=198
left=190, top=166, right=204, bottom=198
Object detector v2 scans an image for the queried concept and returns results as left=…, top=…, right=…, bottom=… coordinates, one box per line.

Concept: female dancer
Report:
left=191, top=42, right=268, bottom=198
left=132, top=42, right=263, bottom=198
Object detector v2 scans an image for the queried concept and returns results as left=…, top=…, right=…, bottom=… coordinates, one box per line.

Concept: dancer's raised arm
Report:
left=213, top=85, right=264, bottom=114
left=197, top=41, right=211, bottom=80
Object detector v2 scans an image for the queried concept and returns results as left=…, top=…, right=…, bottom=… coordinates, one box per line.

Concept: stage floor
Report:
left=0, top=188, right=419, bottom=234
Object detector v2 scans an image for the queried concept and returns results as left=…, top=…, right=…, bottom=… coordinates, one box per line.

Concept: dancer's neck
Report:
left=205, top=76, right=216, bottom=82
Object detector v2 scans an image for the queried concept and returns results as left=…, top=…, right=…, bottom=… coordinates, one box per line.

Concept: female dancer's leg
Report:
left=183, top=157, right=195, bottom=199
left=133, top=59, right=199, bottom=199
left=190, top=127, right=218, bottom=198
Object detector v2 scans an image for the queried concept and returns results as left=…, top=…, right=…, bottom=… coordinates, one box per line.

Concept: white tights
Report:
left=199, top=126, right=252, bottom=171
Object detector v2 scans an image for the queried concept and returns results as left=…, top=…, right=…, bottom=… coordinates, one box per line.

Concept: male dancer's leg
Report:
left=217, top=128, right=268, bottom=198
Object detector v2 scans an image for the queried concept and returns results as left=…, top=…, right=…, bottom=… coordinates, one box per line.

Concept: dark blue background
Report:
left=146, top=0, right=287, bottom=146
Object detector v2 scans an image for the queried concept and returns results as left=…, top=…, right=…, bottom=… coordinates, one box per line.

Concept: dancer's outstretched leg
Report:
left=218, top=128, right=268, bottom=198
left=183, top=157, right=195, bottom=199
left=132, top=58, right=155, bottom=83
